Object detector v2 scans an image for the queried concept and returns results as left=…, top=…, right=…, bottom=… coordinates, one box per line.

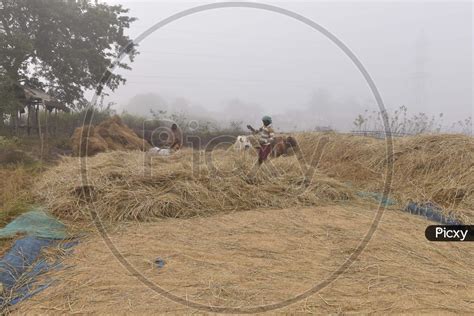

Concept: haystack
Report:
left=70, top=125, right=108, bottom=157
left=34, top=149, right=355, bottom=221
left=47, top=131, right=473, bottom=222
left=71, top=116, right=150, bottom=157
left=295, top=132, right=474, bottom=221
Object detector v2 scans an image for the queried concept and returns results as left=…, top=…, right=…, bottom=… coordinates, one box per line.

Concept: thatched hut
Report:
left=10, top=85, right=69, bottom=136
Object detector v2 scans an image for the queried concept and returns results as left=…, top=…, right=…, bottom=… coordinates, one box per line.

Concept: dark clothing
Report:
left=169, top=129, right=182, bottom=150
left=258, top=144, right=272, bottom=163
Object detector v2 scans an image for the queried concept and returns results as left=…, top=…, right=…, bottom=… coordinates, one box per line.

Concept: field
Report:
left=1, top=1, right=472, bottom=314
left=4, top=132, right=474, bottom=314
left=15, top=206, right=473, bottom=314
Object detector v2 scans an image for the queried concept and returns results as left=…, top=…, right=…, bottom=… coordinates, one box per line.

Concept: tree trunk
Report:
left=14, top=111, right=18, bottom=136
left=54, top=108, right=58, bottom=136
left=45, top=107, right=51, bottom=141
left=0, top=109, right=4, bottom=132
left=35, top=103, right=39, bottom=135
left=18, top=110, right=22, bottom=137
left=27, top=104, right=31, bottom=136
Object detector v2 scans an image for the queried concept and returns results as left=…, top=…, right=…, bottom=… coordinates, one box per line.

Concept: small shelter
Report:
left=18, top=86, right=69, bottom=136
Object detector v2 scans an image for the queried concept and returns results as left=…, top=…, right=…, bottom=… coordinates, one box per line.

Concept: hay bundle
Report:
left=34, top=149, right=355, bottom=221
left=71, top=116, right=150, bottom=157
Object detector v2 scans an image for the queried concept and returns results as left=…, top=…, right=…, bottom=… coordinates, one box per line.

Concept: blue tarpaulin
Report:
left=405, top=202, right=462, bottom=225
left=357, top=191, right=462, bottom=225
left=0, top=237, right=56, bottom=306
left=0, top=209, right=75, bottom=307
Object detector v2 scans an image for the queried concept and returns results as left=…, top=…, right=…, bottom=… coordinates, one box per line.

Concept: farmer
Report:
left=247, top=115, right=275, bottom=164
left=169, top=123, right=182, bottom=150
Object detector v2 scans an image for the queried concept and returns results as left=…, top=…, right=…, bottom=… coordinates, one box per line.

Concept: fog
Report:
left=102, top=0, right=472, bottom=132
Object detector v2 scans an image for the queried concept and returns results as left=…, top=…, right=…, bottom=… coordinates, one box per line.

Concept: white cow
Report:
left=233, top=135, right=252, bottom=151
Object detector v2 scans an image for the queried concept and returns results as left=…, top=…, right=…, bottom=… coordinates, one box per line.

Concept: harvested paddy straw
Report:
left=296, top=132, right=474, bottom=222
left=15, top=205, right=474, bottom=314
left=37, top=132, right=473, bottom=222
left=35, top=149, right=354, bottom=221
left=71, top=115, right=150, bottom=157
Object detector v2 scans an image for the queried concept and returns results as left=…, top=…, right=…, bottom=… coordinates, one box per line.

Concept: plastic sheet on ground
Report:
left=0, top=209, right=67, bottom=239
left=405, top=202, right=462, bottom=225
left=356, top=191, right=462, bottom=225
left=0, top=209, right=75, bottom=307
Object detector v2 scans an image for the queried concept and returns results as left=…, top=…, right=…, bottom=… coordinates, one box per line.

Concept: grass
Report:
left=0, top=135, right=66, bottom=225
left=0, top=166, right=38, bottom=224
left=0, top=162, right=45, bottom=255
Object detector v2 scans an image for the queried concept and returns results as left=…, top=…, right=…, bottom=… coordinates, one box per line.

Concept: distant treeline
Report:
left=0, top=107, right=245, bottom=149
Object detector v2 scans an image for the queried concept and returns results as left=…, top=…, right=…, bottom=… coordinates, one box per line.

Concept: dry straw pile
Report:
left=37, top=132, right=473, bottom=222
left=296, top=132, right=474, bottom=221
left=16, top=205, right=473, bottom=314
left=70, top=115, right=150, bottom=157
left=35, top=149, right=353, bottom=221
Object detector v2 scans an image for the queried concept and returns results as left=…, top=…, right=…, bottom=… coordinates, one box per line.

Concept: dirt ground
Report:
left=14, top=204, right=473, bottom=314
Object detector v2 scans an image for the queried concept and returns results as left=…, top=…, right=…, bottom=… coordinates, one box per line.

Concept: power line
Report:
left=130, top=27, right=325, bottom=45
left=120, top=74, right=342, bottom=88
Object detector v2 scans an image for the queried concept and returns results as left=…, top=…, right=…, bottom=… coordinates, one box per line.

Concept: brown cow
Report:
left=272, top=136, right=298, bottom=157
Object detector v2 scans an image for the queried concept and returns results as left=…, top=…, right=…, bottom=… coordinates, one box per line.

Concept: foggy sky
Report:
left=102, top=0, right=473, bottom=132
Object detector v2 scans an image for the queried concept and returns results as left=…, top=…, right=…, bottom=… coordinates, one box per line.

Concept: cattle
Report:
left=234, top=135, right=252, bottom=151
left=272, top=136, right=298, bottom=157
left=233, top=134, right=298, bottom=158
